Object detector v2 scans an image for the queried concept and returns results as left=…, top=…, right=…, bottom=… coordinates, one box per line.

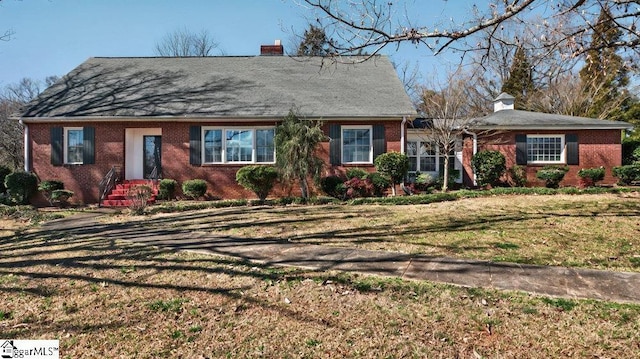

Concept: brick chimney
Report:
left=493, top=92, right=515, bottom=112
left=260, top=39, right=284, bottom=56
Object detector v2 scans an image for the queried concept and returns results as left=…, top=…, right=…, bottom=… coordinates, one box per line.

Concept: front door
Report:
left=143, top=135, right=161, bottom=179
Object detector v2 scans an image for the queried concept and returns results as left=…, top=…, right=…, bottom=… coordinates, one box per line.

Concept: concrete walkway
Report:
left=40, top=210, right=640, bottom=304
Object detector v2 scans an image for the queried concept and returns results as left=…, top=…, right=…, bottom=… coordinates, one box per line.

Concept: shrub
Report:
left=345, top=168, right=368, bottom=180
left=127, top=185, right=152, bottom=214
left=622, top=138, right=640, bottom=165
left=182, top=179, right=208, bottom=199
left=633, top=146, right=640, bottom=164
left=4, top=171, right=38, bottom=205
left=612, top=165, right=640, bottom=185
left=343, top=177, right=375, bottom=199
left=577, top=167, right=606, bottom=187
left=508, top=165, right=527, bottom=187
left=471, top=150, right=506, bottom=187
left=0, top=165, right=11, bottom=193
left=411, top=172, right=437, bottom=192
left=374, top=152, right=410, bottom=196
left=536, top=165, right=569, bottom=188
left=320, top=175, right=345, bottom=198
left=365, top=172, right=391, bottom=197
left=235, top=165, right=279, bottom=203
left=38, top=180, right=65, bottom=206
left=435, top=169, right=461, bottom=190
left=51, top=190, right=74, bottom=207
left=158, top=179, right=178, bottom=200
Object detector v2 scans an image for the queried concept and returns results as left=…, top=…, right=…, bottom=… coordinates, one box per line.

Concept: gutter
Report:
left=462, top=127, right=478, bottom=186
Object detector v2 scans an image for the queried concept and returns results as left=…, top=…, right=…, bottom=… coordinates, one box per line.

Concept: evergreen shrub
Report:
left=182, top=179, right=208, bottom=199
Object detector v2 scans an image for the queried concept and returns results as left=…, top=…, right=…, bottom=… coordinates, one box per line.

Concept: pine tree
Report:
left=578, top=6, right=629, bottom=120
left=501, top=46, right=535, bottom=110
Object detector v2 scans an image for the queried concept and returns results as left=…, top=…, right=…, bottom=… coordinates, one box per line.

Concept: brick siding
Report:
left=461, top=130, right=624, bottom=187
left=28, top=120, right=403, bottom=205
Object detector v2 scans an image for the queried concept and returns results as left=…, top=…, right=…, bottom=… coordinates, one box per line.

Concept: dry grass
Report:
left=118, top=193, right=640, bottom=272
left=1, top=193, right=639, bottom=358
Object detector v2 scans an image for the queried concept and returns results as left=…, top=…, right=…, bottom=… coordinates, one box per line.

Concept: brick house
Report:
left=465, top=93, right=633, bottom=187
left=405, top=93, right=633, bottom=188
left=19, top=44, right=416, bottom=205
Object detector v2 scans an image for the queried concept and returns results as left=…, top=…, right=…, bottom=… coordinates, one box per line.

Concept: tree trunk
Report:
left=299, top=176, right=309, bottom=199
left=391, top=181, right=397, bottom=196
left=442, top=155, right=450, bottom=192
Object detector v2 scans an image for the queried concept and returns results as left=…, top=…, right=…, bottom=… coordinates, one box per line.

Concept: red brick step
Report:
left=100, top=180, right=159, bottom=208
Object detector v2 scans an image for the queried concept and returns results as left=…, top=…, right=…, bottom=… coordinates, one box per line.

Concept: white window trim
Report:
left=341, top=125, right=373, bottom=164
left=64, top=127, right=83, bottom=164
left=526, top=134, right=566, bottom=164
left=201, top=126, right=276, bottom=164
left=406, top=136, right=463, bottom=183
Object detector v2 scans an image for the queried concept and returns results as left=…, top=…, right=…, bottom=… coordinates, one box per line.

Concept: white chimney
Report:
left=493, top=92, right=515, bottom=112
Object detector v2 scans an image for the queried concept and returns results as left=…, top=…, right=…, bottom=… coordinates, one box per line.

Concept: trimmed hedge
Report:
left=235, top=165, right=279, bottom=203
left=536, top=166, right=569, bottom=188
left=612, top=165, right=640, bottom=185
left=577, top=167, right=605, bottom=187
left=5, top=172, right=38, bottom=204
left=471, top=150, right=506, bottom=187
left=182, top=179, right=208, bottom=199
left=158, top=179, right=178, bottom=200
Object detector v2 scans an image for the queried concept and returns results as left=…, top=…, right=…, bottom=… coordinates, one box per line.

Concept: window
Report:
left=201, top=127, right=275, bottom=164
left=527, top=135, right=564, bottom=164
left=407, top=141, right=436, bottom=173
left=51, top=126, right=94, bottom=166
left=342, top=126, right=372, bottom=163
left=406, top=137, right=462, bottom=182
left=256, top=129, right=275, bottom=163
left=65, top=127, right=84, bottom=164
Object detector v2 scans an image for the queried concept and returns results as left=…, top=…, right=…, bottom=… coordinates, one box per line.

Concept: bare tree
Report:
left=299, top=0, right=640, bottom=63
left=0, top=77, right=57, bottom=169
left=415, top=70, right=482, bottom=191
left=154, top=28, right=220, bottom=57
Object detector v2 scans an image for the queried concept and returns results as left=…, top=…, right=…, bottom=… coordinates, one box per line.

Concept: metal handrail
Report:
left=98, top=166, right=120, bottom=207
left=147, top=165, right=160, bottom=189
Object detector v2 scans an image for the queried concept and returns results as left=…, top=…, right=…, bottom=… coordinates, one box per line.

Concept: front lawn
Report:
left=122, top=193, right=640, bottom=272
left=1, top=193, right=639, bottom=357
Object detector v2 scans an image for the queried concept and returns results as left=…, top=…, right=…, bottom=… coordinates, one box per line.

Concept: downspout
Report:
left=400, top=116, right=407, bottom=154
left=462, top=127, right=477, bottom=186
left=20, top=119, right=30, bottom=172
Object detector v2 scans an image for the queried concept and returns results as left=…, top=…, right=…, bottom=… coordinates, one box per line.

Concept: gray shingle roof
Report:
left=472, top=109, right=633, bottom=130
left=21, top=56, right=416, bottom=120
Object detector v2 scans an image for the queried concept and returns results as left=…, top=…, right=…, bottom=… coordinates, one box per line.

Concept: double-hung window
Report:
left=526, top=135, right=564, bottom=164
left=407, top=141, right=436, bottom=173
left=65, top=127, right=84, bottom=164
left=342, top=126, right=372, bottom=164
left=51, top=126, right=94, bottom=166
left=202, top=127, right=275, bottom=164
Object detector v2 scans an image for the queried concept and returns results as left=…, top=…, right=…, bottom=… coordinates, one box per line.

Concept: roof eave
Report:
left=470, top=125, right=633, bottom=131
left=19, top=114, right=417, bottom=123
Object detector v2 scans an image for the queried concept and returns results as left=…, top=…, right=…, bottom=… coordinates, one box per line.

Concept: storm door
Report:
left=143, top=135, right=162, bottom=179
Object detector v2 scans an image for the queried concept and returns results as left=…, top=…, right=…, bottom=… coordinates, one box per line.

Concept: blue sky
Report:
left=0, top=0, right=476, bottom=87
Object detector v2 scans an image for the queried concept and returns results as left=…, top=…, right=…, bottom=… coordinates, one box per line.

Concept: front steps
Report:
left=101, top=180, right=158, bottom=207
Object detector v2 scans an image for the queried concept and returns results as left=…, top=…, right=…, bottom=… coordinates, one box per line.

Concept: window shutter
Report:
left=51, top=127, right=63, bottom=166
left=515, top=134, right=527, bottom=165
left=372, top=124, right=386, bottom=160
left=189, top=126, right=202, bottom=165
left=566, top=134, right=579, bottom=165
left=329, top=124, right=341, bottom=165
left=83, top=126, right=95, bottom=164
